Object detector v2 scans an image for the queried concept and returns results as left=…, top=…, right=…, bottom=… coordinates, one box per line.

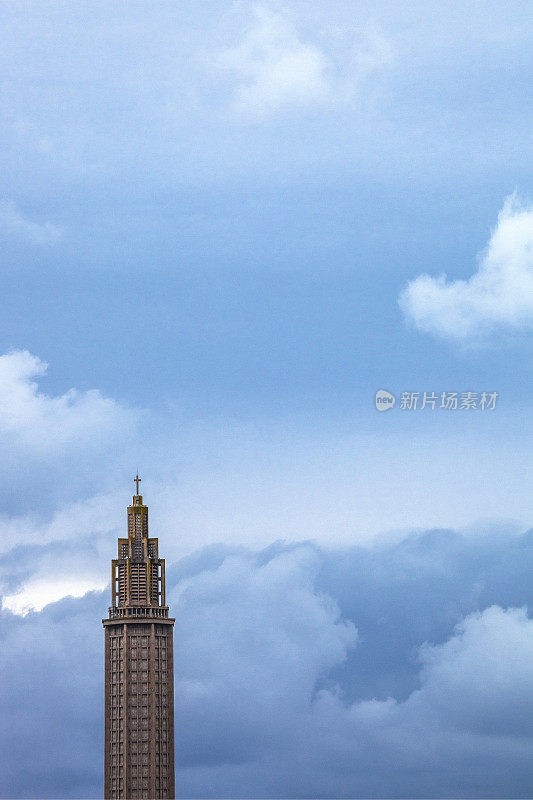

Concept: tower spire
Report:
left=134, top=473, right=141, bottom=495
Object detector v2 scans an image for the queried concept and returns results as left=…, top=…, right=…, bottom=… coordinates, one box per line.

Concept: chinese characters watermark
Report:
left=375, top=390, right=498, bottom=412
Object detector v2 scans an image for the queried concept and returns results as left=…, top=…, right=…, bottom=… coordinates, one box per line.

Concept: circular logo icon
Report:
left=375, top=389, right=396, bottom=411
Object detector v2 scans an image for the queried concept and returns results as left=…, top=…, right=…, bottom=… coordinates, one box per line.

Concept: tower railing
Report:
left=108, top=605, right=169, bottom=619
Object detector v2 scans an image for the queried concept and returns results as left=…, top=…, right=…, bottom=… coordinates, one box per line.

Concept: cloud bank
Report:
left=0, top=350, right=135, bottom=452
left=399, top=194, right=533, bottom=341
left=3, top=530, right=533, bottom=798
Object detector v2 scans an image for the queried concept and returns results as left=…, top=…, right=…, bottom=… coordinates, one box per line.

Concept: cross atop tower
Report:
left=134, top=473, right=141, bottom=495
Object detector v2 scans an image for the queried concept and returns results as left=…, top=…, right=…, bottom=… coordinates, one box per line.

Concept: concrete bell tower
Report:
left=103, top=477, right=175, bottom=799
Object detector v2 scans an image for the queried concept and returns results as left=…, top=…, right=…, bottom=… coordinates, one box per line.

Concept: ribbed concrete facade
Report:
left=103, top=483, right=175, bottom=799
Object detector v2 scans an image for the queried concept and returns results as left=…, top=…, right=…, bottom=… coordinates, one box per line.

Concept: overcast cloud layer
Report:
left=3, top=531, right=533, bottom=799
left=1, top=1, right=533, bottom=798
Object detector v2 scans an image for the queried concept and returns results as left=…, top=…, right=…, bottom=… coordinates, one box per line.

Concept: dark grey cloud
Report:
left=0, top=591, right=105, bottom=799
left=2, top=528, right=533, bottom=798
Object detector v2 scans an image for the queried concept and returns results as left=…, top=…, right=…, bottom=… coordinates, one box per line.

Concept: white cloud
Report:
left=399, top=194, right=533, bottom=341
left=0, top=492, right=122, bottom=555
left=214, top=5, right=392, bottom=118
left=1, top=576, right=105, bottom=616
left=413, top=605, right=533, bottom=736
left=0, top=199, right=62, bottom=244
left=172, top=546, right=357, bottom=706
left=0, top=492, right=125, bottom=613
left=0, top=350, right=137, bottom=453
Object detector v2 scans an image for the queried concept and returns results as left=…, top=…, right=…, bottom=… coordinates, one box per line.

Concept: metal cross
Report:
left=134, top=474, right=142, bottom=494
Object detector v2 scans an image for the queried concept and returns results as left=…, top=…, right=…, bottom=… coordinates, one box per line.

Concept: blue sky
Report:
left=1, top=1, right=533, bottom=797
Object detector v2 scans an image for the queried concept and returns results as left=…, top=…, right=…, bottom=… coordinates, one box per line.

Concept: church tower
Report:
left=103, top=477, right=175, bottom=800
